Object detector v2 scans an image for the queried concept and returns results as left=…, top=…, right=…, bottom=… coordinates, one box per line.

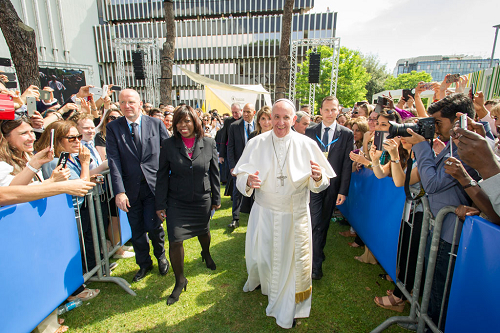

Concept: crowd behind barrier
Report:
left=0, top=175, right=135, bottom=332
left=339, top=170, right=500, bottom=333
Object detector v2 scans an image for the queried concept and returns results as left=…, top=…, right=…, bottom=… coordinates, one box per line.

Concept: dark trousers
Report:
left=127, top=181, right=166, bottom=269
left=425, top=234, right=458, bottom=332
left=393, top=211, right=423, bottom=300
left=231, top=176, right=243, bottom=221
left=310, top=188, right=337, bottom=272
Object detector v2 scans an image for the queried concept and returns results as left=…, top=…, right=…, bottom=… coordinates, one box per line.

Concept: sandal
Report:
left=339, top=230, right=357, bottom=237
left=378, top=273, right=393, bottom=282
left=67, top=288, right=100, bottom=302
left=348, top=242, right=361, bottom=248
left=374, top=295, right=405, bottom=312
left=55, top=325, right=69, bottom=333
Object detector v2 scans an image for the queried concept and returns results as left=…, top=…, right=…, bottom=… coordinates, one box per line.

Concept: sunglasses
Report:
left=108, top=115, right=118, bottom=120
left=64, top=134, right=83, bottom=142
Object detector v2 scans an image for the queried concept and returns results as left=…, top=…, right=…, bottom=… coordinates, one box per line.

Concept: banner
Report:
left=338, top=169, right=406, bottom=281
left=0, top=194, right=83, bottom=333
left=445, top=216, right=500, bottom=332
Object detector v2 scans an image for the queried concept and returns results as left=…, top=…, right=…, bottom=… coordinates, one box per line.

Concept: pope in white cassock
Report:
left=233, top=99, right=336, bottom=329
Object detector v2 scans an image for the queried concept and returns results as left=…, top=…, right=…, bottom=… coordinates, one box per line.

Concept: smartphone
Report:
left=446, top=74, right=460, bottom=83
left=373, top=131, right=389, bottom=151
left=377, top=96, right=388, bottom=106
left=89, top=87, right=103, bottom=96
left=38, top=89, right=51, bottom=100
left=75, top=99, right=81, bottom=112
left=110, top=85, right=121, bottom=91
left=449, top=137, right=453, bottom=158
left=421, top=82, right=433, bottom=91
left=26, top=96, right=37, bottom=116
left=50, top=129, right=55, bottom=151
left=4, top=81, right=17, bottom=89
left=57, top=152, right=70, bottom=168
left=460, top=114, right=467, bottom=129
left=402, top=89, right=414, bottom=100
left=468, top=83, right=475, bottom=100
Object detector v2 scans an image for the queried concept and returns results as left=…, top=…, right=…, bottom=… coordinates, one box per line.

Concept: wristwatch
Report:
left=463, top=179, right=478, bottom=189
left=391, top=159, right=400, bottom=163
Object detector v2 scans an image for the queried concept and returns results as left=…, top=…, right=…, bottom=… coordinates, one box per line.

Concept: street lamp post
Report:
left=490, top=24, right=500, bottom=68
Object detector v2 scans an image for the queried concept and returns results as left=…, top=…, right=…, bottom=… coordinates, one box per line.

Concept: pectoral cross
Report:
left=277, top=172, right=287, bottom=186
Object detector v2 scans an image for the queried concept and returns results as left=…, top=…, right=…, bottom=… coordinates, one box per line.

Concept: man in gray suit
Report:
left=107, top=89, right=170, bottom=282
left=227, top=103, right=256, bottom=228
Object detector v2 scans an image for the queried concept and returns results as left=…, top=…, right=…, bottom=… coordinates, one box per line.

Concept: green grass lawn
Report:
left=61, top=189, right=408, bottom=332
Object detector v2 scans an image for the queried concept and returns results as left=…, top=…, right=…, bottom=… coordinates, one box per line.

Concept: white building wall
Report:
left=0, top=0, right=101, bottom=85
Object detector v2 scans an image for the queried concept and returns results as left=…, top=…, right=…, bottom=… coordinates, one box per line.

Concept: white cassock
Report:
left=233, top=130, right=335, bottom=329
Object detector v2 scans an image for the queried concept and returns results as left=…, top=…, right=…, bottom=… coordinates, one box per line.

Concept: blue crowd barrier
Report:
left=338, top=168, right=406, bottom=281
left=445, top=216, right=500, bottom=332
left=0, top=194, right=83, bottom=333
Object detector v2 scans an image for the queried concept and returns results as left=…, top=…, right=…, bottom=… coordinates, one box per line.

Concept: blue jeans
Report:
left=425, top=234, right=458, bottom=331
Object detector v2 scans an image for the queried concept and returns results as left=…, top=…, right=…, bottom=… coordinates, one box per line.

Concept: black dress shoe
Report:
left=227, top=220, right=239, bottom=228
left=158, top=257, right=170, bottom=276
left=133, top=265, right=153, bottom=282
left=311, top=269, right=323, bottom=280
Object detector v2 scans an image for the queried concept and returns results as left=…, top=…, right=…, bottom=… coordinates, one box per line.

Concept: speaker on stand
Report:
left=308, top=52, right=321, bottom=84
left=131, top=50, right=145, bottom=80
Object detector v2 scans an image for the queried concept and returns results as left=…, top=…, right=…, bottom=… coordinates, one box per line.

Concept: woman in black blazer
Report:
left=155, top=105, right=221, bottom=305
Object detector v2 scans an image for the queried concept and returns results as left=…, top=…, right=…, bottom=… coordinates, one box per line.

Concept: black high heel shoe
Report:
left=201, top=251, right=216, bottom=270
left=167, top=279, right=188, bottom=305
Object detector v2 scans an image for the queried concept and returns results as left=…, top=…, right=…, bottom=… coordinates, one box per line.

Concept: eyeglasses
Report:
left=64, top=134, right=83, bottom=142
left=108, top=115, right=118, bottom=121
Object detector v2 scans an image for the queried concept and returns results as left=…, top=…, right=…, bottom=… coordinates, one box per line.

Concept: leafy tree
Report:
left=295, top=46, right=370, bottom=112
left=362, top=53, right=390, bottom=102
left=384, top=70, right=432, bottom=90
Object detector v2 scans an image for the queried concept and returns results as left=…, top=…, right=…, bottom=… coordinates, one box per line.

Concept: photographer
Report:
left=403, top=93, right=480, bottom=331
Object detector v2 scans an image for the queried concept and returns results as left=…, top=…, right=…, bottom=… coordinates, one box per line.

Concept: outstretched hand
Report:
left=247, top=170, right=261, bottom=188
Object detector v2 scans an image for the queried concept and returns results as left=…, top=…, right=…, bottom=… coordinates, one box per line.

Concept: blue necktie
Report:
left=322, top=127, right=330, bottom=152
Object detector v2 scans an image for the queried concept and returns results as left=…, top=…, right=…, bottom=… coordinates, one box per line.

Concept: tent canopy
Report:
left=178, top=66, right=272, bottom=114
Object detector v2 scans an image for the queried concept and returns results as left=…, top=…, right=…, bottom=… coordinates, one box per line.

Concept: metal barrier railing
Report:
left=372, top=188, right=460, bottom=333
left=74, top=169, right=136, bottom=296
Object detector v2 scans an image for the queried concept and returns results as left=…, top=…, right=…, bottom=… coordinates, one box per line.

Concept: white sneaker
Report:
left=113, top=251, right=135, bottom=259
left=121, top=245, right=134, bottom=252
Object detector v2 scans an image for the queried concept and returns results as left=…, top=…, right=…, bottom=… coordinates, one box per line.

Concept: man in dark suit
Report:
left=107, top=89, right=170, bottom=282
left=218, top=103, right=242, bottom=183
left=227, top=103, right=256, bottom=228
left=305, top=96, right=353, bottom=280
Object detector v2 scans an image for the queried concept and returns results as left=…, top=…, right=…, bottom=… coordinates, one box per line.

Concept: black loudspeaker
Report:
left=308, top=52, right=321, bottom=84
left=131, top=51, right=145, bottom=80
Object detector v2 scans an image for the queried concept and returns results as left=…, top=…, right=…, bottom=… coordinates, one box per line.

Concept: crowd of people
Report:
left=1, top=71, right=500, bottom=331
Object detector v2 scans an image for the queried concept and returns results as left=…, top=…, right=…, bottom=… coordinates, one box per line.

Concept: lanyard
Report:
left=316, top=135, right=339, bottom=150
left=67, top=157, right=81, bottom=174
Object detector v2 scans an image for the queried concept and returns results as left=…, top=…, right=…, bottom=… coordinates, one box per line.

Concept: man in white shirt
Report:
left=305, top=96, right=353, bottom=280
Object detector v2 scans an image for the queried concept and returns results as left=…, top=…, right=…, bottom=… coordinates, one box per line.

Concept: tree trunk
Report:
left=0, top=0, right=40, bottom=91
left=160, top=0, right=175, bottom=105
left=274, top=0, right=293, bottom=100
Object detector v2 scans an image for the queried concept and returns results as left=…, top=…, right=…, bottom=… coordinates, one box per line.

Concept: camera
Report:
left=387, top=117, right=435, bottom=140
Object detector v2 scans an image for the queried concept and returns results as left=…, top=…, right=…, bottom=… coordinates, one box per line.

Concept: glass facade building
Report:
left=93, top=0, right=337, bottom=104
left=394, top=55, right=499, bottom=82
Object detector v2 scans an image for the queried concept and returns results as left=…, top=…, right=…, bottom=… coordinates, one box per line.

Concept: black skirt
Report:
left=165, top=196, right=211, bottom=242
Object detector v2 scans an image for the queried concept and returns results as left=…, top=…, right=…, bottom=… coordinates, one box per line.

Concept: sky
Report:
left=311, top=0, right=500, bottom=74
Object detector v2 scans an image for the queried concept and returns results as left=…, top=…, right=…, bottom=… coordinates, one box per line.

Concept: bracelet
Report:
left=26, top=162, right=40, bottom=173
